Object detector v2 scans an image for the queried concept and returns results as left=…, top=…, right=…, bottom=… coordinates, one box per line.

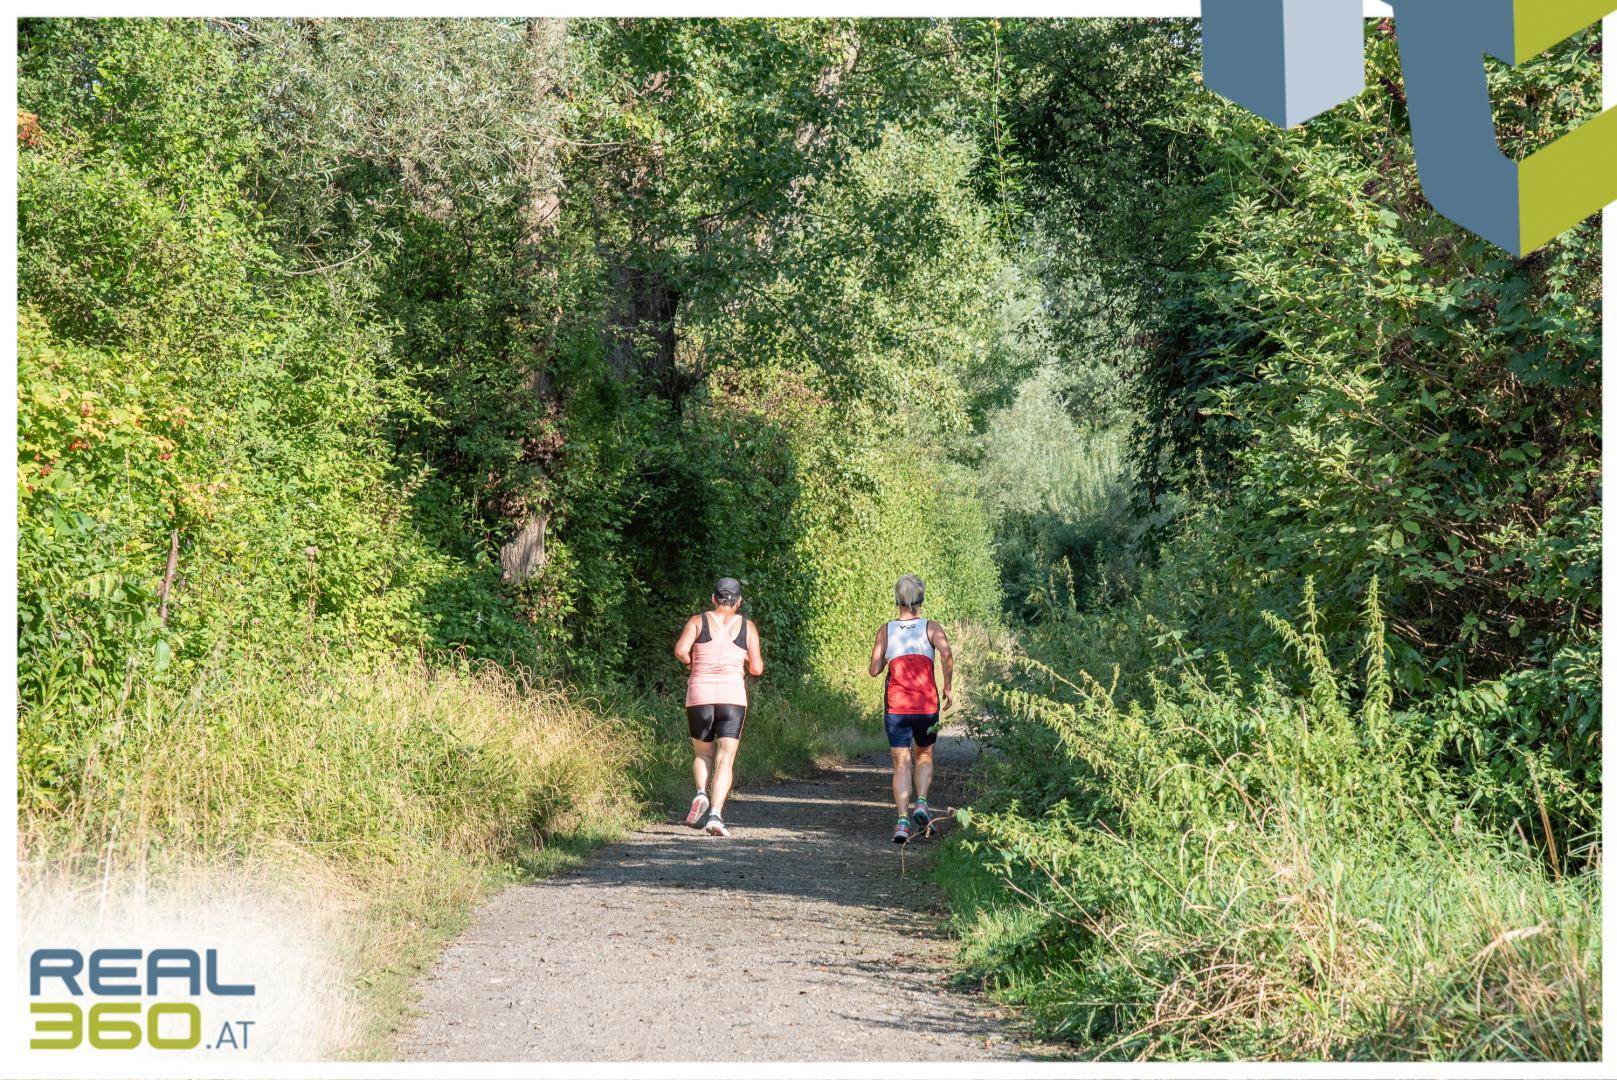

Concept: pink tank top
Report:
left=686, top=612, right=748, bottom=707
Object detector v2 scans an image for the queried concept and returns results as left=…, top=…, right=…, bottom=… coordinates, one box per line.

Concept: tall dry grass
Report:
left=19, top=656, right=641, bottom=1056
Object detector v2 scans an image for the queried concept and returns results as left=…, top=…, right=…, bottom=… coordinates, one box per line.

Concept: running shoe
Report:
left=892, top=817, right=912, bottom=844
left=704, top=814, right=730, bottom=837
left=911, top=800, right=932, bottom=831
left=685, top=791, right=710, bottom=828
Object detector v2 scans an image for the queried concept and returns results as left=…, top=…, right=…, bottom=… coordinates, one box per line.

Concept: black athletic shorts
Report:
left=687, top=703, right=746, bottom=741
left=885, top=712, right=940, bottom=749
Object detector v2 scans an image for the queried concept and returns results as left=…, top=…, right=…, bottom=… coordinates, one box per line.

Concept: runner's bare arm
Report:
left=746, top=623, right=765, bottom=676
left=929, top=621, right=954, bottom=711
left=868, top=623, right=888, bottom=678
left=673, top=615, right=699, bottom=666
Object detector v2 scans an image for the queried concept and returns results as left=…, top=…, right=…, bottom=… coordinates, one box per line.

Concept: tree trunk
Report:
left=499, top=510, right=550, bottom=584
left=521, top=18, right=567, bottom=252
left=606, top=263, right=683, bottom=402
left=502, top=17, right=568, bottom=583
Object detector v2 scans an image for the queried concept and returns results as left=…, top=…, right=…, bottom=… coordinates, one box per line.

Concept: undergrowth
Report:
left=940, top=586, right=1600, bottom=1060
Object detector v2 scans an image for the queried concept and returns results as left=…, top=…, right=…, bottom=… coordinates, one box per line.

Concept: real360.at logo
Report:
left=28, top=947, right=258, bottom=1052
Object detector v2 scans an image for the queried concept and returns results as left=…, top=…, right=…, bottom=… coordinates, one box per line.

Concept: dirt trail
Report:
left=398, top=731, right=1033, bottom=1061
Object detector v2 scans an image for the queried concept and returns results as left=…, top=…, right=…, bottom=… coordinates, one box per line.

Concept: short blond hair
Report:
left=895, top=574, right=925, bottom=608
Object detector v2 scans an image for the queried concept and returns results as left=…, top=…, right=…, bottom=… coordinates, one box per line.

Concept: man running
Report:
left=673, top=577, right=764, bottom=837
left=868, top=573, right=953, bottom=843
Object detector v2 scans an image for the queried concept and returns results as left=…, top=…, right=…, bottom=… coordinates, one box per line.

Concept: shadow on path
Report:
left=399, top=730, right=1038, bottom=1062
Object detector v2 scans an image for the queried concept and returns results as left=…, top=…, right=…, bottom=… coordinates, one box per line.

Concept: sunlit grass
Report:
left=939, top=596, right=1601, bottom=1061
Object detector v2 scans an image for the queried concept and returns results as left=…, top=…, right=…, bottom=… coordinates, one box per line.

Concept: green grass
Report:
left=936, top=602, right=1601, bottom=1061
left=938, top=815, right=1601, bottom=1061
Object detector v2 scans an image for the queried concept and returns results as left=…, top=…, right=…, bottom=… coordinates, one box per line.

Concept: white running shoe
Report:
left=685, top=792, right=710, bottom=828
left=704, top=814, right=730, bottom=837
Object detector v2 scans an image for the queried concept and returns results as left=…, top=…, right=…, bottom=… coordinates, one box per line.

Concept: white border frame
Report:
left=2, top=3, right=1607, bottom=1077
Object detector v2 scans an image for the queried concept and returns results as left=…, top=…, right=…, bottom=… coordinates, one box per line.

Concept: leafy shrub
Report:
left=17, top=20, right=542, bottom=808
left=946, top=589, right=1599, bottom=1060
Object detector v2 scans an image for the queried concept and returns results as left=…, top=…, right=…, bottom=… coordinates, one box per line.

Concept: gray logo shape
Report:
left=1395, top=0, right=1528, bottom=253
left=1203, top=0, right=1366, bottom=128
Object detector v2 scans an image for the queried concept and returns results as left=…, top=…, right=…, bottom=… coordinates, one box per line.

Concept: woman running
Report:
left=673, top=577, right=764, bottom=836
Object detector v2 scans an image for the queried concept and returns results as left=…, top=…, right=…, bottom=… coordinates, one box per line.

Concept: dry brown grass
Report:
left=19, top=656, right=642, bottom=1057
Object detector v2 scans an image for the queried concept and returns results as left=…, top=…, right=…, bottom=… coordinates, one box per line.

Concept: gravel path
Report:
left=398, top=730, right=1032, bottom=1061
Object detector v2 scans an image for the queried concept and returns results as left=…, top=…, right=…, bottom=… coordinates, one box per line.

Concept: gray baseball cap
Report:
left=713, top=577, right=743, bottom=600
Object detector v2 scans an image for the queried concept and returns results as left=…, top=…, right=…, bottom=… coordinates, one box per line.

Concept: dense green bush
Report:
left=945, top=598, right=1598, bottom=1059
left=17, top=22, right=538, bottom=802
left=977, top=366, right=1143, bottom=620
